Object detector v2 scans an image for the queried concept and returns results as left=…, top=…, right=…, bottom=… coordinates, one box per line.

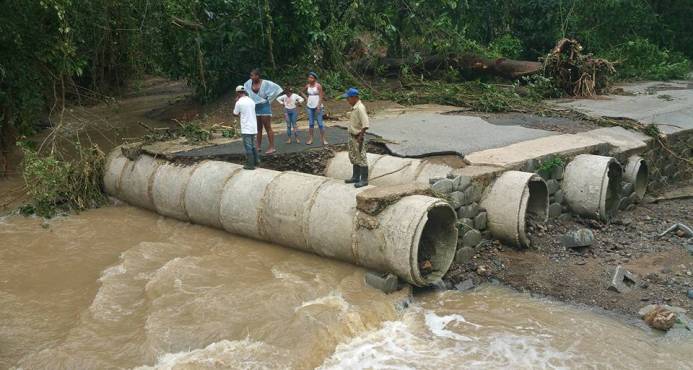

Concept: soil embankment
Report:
left=445, top=183, right=693, bottom=317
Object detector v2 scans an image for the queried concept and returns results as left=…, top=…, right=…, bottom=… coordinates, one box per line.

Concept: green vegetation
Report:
left=605, top=38, right=690, bottom=80
left=1, top=0, right=692, bottom=191
left=19, top=142, right=107, bottom=218
left=537, top=156, right=565, bottom=178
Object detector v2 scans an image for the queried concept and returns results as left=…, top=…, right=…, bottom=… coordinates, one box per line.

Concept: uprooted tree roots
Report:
left=543, top=38, right=616, bottom=97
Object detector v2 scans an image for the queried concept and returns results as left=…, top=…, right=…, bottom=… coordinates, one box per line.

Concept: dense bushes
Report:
left=606, top=38, right=690, bottom=80
left=1, top=0, right=692, bottom=176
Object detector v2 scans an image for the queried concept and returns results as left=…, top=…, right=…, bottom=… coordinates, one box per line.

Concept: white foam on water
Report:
left=270, top=266, right=305, bottom=284
left=99, top=262, right=127, bottom=281
left=133, top=338, right=294, bottom=370
left=319, top=304, right=581, bottom=370
left=296, top=291, right=350, bottom=313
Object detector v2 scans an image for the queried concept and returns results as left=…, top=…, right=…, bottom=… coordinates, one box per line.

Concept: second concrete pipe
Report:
left=103, top=150, right=458, bottom=286
left=562, top=154, right=623, bottom=221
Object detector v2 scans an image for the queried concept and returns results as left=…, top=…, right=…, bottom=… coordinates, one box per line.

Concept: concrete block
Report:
left=453, top=175, right=472, bottom=192
left=546, top=179, right=560, bottom=195
left=455, top=247, right=475, bottom=264
left=474, top=212, right=487, bottom=230
left=356, top=183, right=431, bottom=215
left=561, top=228, right=594, bottom=248
left=608, top=265, right=637, bottom=293
left=457, top=202, right=480, bottom=219
left=463, top=229, right=482, bottom=247
left=365, top=271, right=399, bottom=294
left=548, top=203, right=562, bottom=219
left=431, top=178, right=454, bottom=194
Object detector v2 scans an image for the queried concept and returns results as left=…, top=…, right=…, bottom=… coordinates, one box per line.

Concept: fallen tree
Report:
left=353, top=39, right=616, bottom=97
left=542, top=38, right=616, bottom=96
left=353, top=54, right=542, bottom=80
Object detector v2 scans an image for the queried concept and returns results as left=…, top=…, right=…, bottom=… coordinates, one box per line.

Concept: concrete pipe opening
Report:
left=624, top=156, right=648, bottom=200
left=563, top=154, right=623, bottom=221
left=413, top=203, right=458, bottom=285
left=480, top=171, right=549, bottom=248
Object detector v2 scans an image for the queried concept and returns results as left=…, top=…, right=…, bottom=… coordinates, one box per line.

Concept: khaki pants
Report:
left=348, top=134, right=368, bottom=167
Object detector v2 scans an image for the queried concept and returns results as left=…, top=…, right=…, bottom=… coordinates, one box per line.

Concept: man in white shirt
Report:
left=233, top=85, right=259, bottom=170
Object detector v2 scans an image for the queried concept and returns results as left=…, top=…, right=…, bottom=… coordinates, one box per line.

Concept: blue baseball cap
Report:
left=340, top=87, right=359, bottom=98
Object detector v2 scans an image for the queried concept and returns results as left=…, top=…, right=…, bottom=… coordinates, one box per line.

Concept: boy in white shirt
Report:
left=276, top=87, right=305, bottom=144
left=233, top=85, right=259, bottom=170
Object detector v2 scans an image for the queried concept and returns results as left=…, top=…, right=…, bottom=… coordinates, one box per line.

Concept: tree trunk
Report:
left=353, top=54, right=542, bottom=80
left=0, top=105, right=17, bottom=177
left=263, top=0, right=276, bottom=70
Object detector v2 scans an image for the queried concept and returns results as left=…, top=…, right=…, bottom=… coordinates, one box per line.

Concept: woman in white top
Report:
left=301, top=72, right=328, bottom=145
left=276, top=87, right=305, bottom=144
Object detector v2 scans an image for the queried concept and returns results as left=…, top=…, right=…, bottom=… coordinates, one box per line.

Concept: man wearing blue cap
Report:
left=341, top=87, right=369, bottom=188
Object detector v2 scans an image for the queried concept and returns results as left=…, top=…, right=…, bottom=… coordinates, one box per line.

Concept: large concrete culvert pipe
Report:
left=325, top=152, right=456, bottom=186
left=480, top=171, right=549, bottom=247
left=562, top=154, right=623, bottom=221
left=623, top=155, right=649, bottom=201
left=103, top=150, right=458, bottom=286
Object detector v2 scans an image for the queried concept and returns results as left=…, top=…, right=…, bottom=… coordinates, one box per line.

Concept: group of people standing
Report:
left=233, top=68, right=370, bottom=188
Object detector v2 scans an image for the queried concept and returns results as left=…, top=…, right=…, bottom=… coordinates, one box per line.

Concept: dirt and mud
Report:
left=444, top=181, right=693, bottom=317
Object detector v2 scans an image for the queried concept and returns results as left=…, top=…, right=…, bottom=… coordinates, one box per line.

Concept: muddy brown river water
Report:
left=1, top=205, right=691, bottom=369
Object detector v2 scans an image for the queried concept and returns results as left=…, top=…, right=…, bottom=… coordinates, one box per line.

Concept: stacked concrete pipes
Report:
left=326, top=152, right=650, bottom=244
left=103, top=150, right=458, bottom=287
left=326, top=152, right=549, bottom=248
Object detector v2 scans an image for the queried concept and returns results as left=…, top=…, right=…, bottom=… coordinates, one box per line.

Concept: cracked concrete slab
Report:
left=464, top=133, right=607, bottom=169
left=364, top=113, right=555, bottom=158
left=576, top=126, right=652, bottom=155
left=553, top=80, right=693, bottom=135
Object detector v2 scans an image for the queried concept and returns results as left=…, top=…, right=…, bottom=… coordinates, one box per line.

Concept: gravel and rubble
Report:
left=444, top=182, right=693, bottom=318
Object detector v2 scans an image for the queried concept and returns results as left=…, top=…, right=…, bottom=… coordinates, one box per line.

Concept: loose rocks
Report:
left=608, top=265, right=637, bottom=293
left=561, top=228, right=594, bottom=248
left=548, top=203, right=562, bottom=219
left=455, top=247, right=475, bottom=264
left=455, top=278, right=475, bottom=292
left=448, top=191, right=466, bottom=208
left=457, top=203, right=480, bottom=219
left=622, top=182, right=634, bottom=196
left=551, top=190, right=564, bottom=204
left=431, top=178, right=454, bottom=194
left=546, top=179, right=560, bottom=195
left=463, top=229, right=482, bottom=247
left=474, top=212, right=487, bottom=230
left=641, top=305, right=678, bottom=331
left=364, top=271, right=399, bottom=294
left=453, top=176, right=471, bottom=192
